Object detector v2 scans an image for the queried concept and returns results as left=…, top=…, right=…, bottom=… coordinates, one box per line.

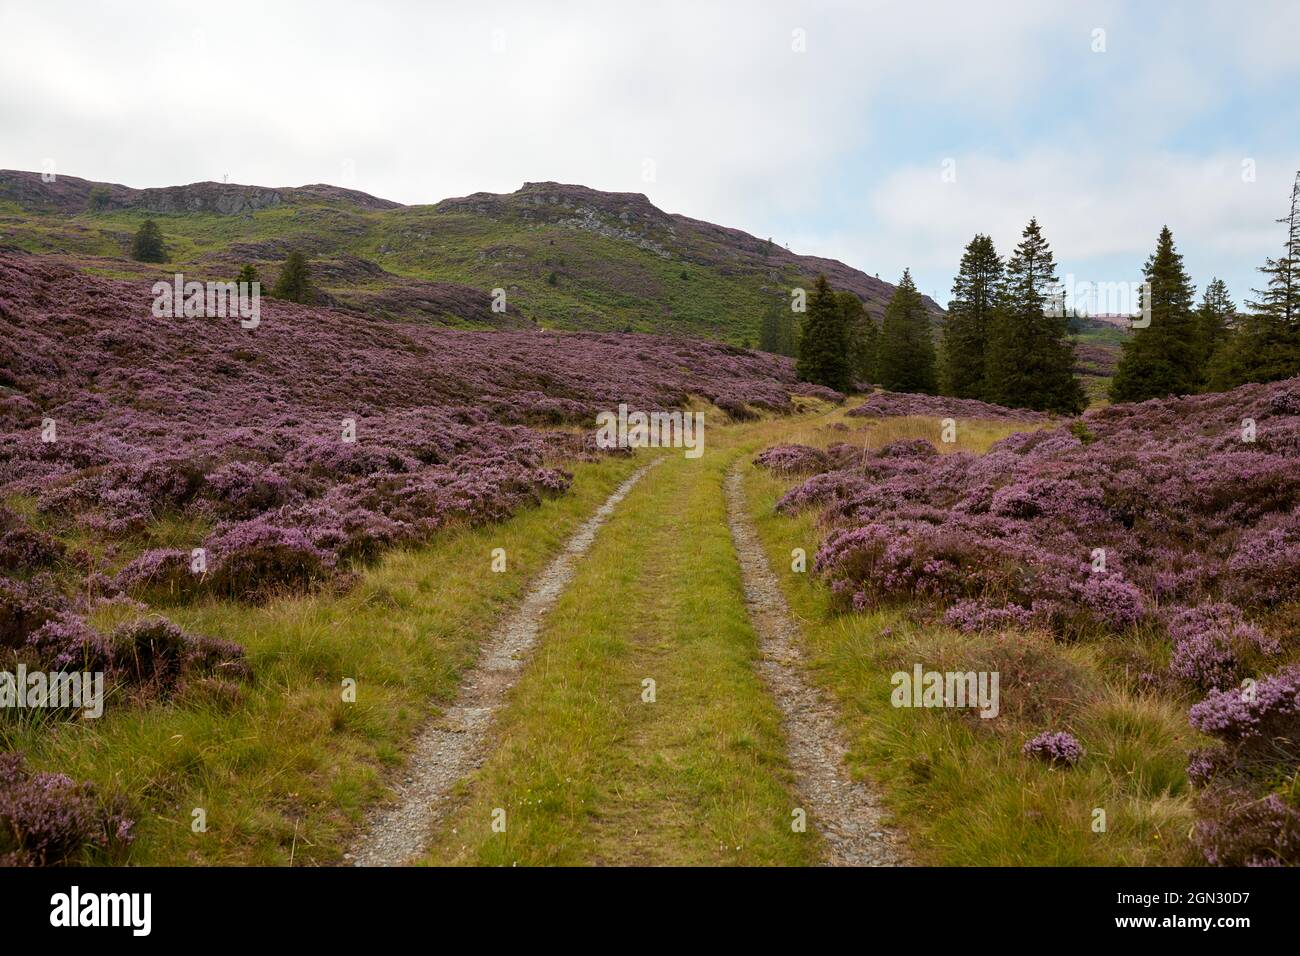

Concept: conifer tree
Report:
left=272, top=250, right=314, bottom=304
left=1251, top=170, right=1300, bottom=330
left=984, top=218, right=1084, bottom=413
left=236, top=264, right=260, bottom=286
left=837, top=291, right=877, bottom=388
left=1210, top=171, right=1300, bottom=389
left=876, top=269, right=937, bottom=394
left=131, top=219, right=166, bottom=263
left=1194, top=278, right=1236, bottom=384
left=795, top=274, right=851, bottom=391
left=1109, top=226, right=1200, bottom=402
left=940, top=234, right=1002, bottom=398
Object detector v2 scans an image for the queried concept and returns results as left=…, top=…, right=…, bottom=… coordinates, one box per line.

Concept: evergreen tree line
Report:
left=937, top=217, right=1084, bottom=413
left=789, top=217, right=1083, bottom=414
left=775, top=276, right=889, bottom=394
left=940, top=171, right=1300, bottom=407
left=781, top=269, right=943, bottom=399
left=789, top=170, right=1300, bottom=412
left=1105, top=174, right=1299, bottom=399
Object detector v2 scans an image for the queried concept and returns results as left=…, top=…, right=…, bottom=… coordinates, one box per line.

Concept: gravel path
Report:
left=349, top=458, right=660, bottom=866
left=724, top=467, right=908, bottom=866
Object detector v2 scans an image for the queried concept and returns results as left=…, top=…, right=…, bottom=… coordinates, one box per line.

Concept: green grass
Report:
left=739, top=407, right=1201, bottom=865
left=4, top=454, right=643, bottom=865
left=6, top=198, right=805, bottom=343
left=419, top=411, right=837, bottom=866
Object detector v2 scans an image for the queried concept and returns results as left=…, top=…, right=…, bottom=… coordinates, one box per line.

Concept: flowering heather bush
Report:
left=0, top=507, right=66, bottom=573
left=1226, top=514, right=1300, bottom=607
left=114, top=548, right=199, bottom=598
left=1185, top=666, right=1300, bottom=864
left=1192, top=790, right=1300, bottom=867
left=1022, top=731, right=1085, bottom=767
left=775, top=470, right=873, bottom=515
left=0, top=751, right=135, bottom=866
left=8, top=609, right=249, bottom=701
left=107, top=616, right=251, bottom=690
left=25, top=614, right=112, bottom=672
left=1166, top=603, right=1281, bottom=690
left=0, top=254, right=824, bottom=604
left=777, top=377, right=1300, bottom=640
left=943, top=599, right=1035, bottom=633
left=0, top=575, right=63, bottom=648
left=753, top=444, right=830, bottom=476
left=1074, top=574, right=1146, bottom=631
left=204, top=460, right=291, bottom=518
left=847, top=390, right=1051, bottom=423
left=876, top=437, right=940, bottom=459
left=1269, top=385, right=1300, bottom=416
left=1188, top=665, right=1300, bottom=751
left=204, top=521, right=336, bottom=600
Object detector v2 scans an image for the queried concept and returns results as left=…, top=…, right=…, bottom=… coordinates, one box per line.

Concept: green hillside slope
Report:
left=0, top=171, right=940, bottom=342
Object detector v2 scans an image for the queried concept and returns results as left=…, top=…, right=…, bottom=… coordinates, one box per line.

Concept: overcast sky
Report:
left=2, top=0, right=1298, bottom=309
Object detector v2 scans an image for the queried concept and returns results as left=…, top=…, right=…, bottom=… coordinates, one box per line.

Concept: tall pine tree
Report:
left=837, top=291, right=877, bottom=388
left=940, top=234, right=1002, bottom=398
left=1195, top=278, right=1236, bottom=386
left=795, top=275, right=851, bottom=391
left=876, top=269, right=937, bottom=394
left=1109, top=226, right=1200, bottom=402
left=1209, top=170, right=1300, bottom=389
left=984, top=218, right=1085, bottom=413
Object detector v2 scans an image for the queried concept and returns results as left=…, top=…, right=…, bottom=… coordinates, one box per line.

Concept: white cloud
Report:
left=0, top=0, right=1295, bottom=308
left=800, top=151, right=1295, bottom=306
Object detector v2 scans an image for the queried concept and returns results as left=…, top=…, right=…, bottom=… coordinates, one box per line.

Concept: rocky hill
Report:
left=0, top=170, right=939, bottom=341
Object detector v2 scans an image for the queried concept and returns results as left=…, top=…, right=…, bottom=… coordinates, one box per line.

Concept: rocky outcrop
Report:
left=0, top=170, right=401, bottom=215
left=433, top=181, right=942, bottom=318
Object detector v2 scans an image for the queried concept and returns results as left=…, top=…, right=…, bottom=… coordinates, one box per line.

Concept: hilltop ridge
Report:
left=0, top=169, right=940, bottom=339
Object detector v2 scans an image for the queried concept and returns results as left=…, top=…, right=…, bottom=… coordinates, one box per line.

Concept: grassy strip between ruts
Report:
left=5, top=454, right=644, bottom=865
left=418, top=410, right=843, bottom=866
left=740, top=408, right=1201, bottom=865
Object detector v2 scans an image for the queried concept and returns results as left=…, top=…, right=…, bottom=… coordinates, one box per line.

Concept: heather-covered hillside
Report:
left=0, top=251, right=831, bottom=600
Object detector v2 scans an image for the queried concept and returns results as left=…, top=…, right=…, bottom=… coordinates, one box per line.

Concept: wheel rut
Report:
left=724, top=466, right=908, bottom=866
left=349, top=458, right=661, bottom=866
